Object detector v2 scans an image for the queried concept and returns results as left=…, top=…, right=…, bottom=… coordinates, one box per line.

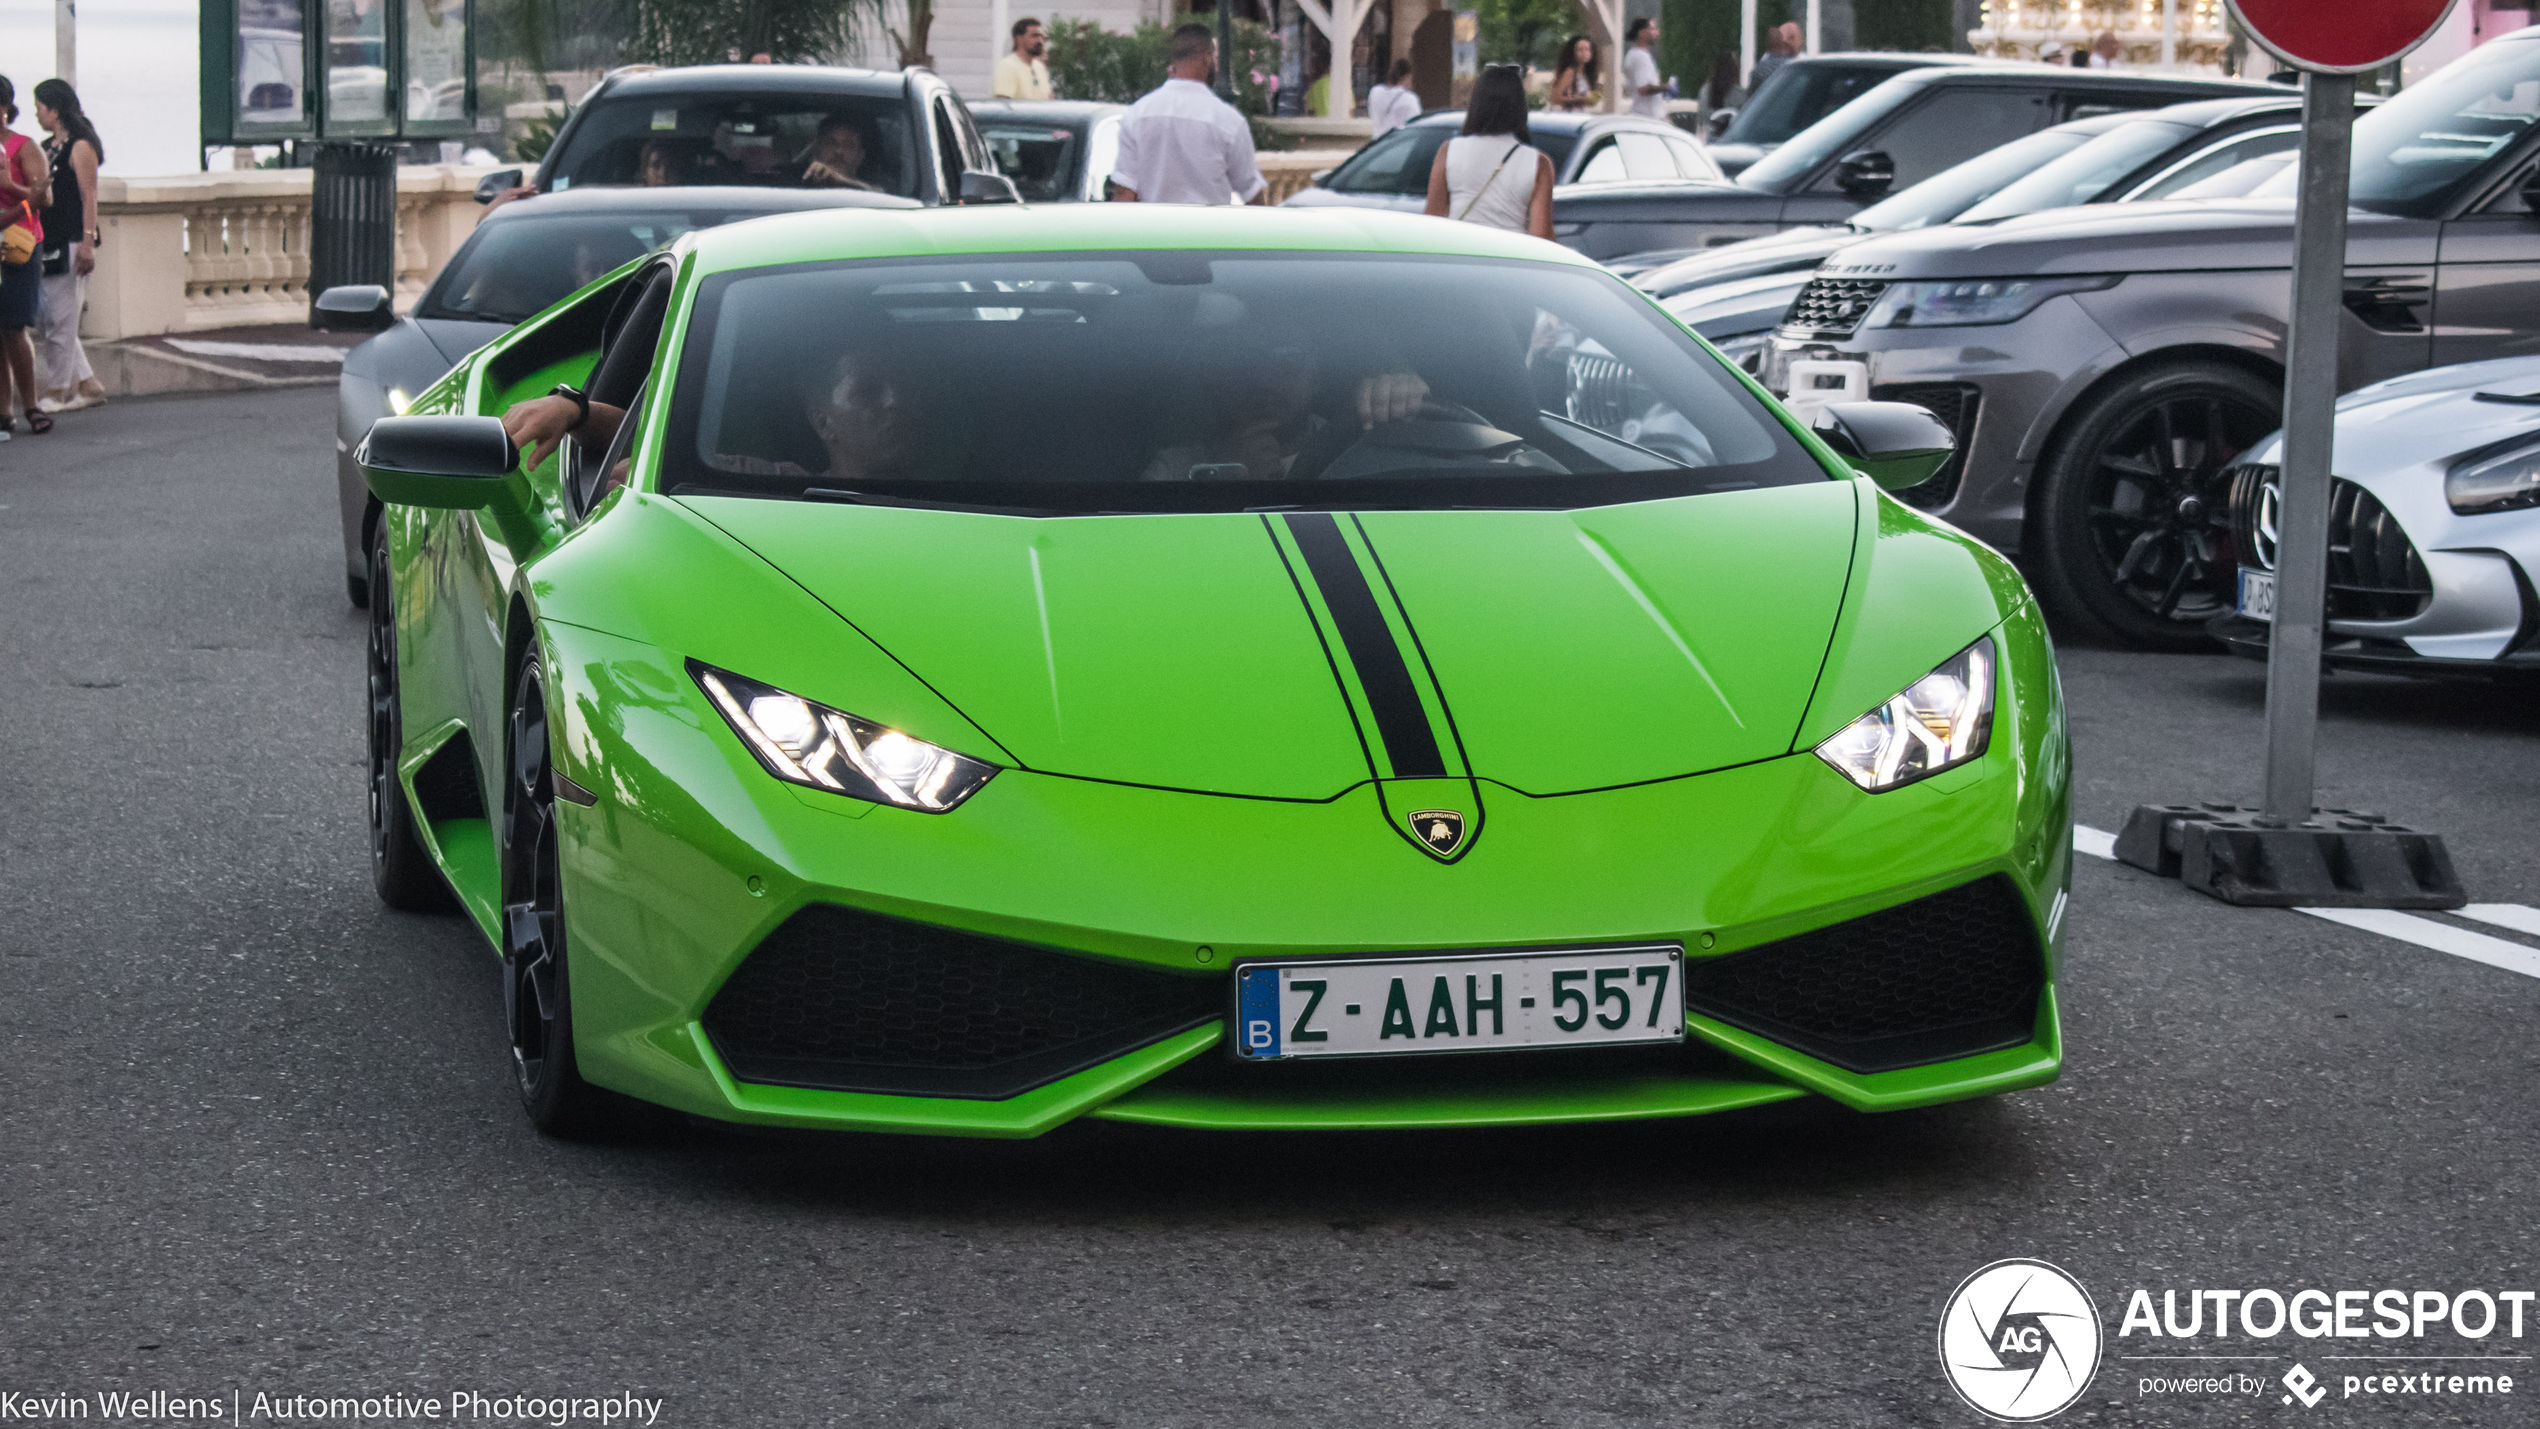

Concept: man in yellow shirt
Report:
left=993, top=18, right=1054, bottom=100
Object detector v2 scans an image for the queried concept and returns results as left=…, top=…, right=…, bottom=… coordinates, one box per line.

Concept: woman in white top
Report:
left=1368, top=58, right=1421, bottom=137
left=1422, top=65, right=1554, bottom=240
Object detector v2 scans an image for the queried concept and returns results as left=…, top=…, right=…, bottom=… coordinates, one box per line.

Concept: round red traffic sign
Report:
left=2226, top=0, right=2458, bottom=74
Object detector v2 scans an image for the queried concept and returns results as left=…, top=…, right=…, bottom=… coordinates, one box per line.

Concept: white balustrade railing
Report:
left=84, top=166, right=500, bottom=342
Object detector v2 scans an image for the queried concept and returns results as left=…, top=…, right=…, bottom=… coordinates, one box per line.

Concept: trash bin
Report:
left=308, top=144, right=399, bottom=326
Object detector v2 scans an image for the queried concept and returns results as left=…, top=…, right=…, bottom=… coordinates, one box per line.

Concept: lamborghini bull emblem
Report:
left=1409, top=809, right=1467, bottom=859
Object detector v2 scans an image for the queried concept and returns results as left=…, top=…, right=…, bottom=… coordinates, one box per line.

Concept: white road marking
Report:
left=164, top=338, right=347, bottom=364
left=2459, top=904, right=2540, bottom=938
left=2072, top=825, right=2540, bottom=981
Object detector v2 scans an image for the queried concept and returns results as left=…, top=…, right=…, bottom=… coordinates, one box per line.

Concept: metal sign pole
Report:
left=2259, top=70, right=2355, bottom=826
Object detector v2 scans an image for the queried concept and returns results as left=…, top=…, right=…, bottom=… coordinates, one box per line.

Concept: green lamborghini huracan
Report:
left=355, top=203, right=2071, bottom=1137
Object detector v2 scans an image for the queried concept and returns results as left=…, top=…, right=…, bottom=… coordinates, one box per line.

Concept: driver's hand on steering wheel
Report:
left=1356, top=371, right=1431, bottom=429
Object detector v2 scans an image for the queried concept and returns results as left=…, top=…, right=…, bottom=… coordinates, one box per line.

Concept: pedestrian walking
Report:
left=1549, top=35, right=1598, bottom=113
left=1624, top=18, right=1670, bottom=120
left=34, top=79, right=102, bottom=415
left=1422, top=65, right=1553, bottom=240
left=1368, top=58, right=1420, bottom=136
left=1110, top=24, right=1266, bottom=206
left=0, top=75, right=53, bottom=439
left=994, top=18, right=1054, bottom=100
left=1747, top=21, right=1795, bottom=95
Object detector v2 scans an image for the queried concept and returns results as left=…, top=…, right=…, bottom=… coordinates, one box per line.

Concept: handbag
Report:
left=1, top=209, right=34, bottom=268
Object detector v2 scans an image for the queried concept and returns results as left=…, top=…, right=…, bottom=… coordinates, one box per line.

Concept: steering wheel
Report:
left=1293, top=398, right=1527, bottom=482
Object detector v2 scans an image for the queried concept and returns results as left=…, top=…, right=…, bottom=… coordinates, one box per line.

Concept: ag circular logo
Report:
left=1938, top=1259, right=2103, bottom=1422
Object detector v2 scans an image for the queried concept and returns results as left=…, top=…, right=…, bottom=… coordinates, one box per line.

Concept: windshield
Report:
left=662, top=252, right=1817, bottom=514
left=2251, top=38, right=2540, bottom=215
left=1738, top=78, right=1919, bottom=193
left=1851, top=126, right=2094, bottom=233
left=981, top=122, right=1080, bottom=201
left=547, top=93, right=920, bottom=198
left=420, top=212, right=703, bottom=322
left=1723, top=62, right=1905, bottom=147
left=1955, top=118, right=2192, bottom=223
left=1328, top=122, right=1576, bottom=194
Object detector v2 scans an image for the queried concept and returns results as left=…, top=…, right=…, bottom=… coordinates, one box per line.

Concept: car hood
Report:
left=681, top=484, right=1860, bottom=799
left=1816, top=198, right=2435, bottom=281
left=2242, top=352, right=2540, bottom=472
left=1638, top=225, right=1857, bottom=297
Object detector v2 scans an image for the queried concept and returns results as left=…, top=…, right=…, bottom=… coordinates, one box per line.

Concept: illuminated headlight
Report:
left=1864, top=275, right=2117, bottom=329
left=1814, top=637, right=1996, bottom=791
left=2446, top=437, right=2540, bottom=515
left=692, top=662, right=997, bottom=812
left=386, top=387, right=413, bottom=416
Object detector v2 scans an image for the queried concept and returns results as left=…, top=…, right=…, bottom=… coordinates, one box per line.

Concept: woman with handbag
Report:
left=34, top=79, right=103, bottom=414
left=1421, top=65, right=1554, bottom=240
left=0, top=76, right=53, bottom=438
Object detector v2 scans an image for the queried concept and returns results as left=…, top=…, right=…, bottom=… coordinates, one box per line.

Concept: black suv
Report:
left=1703, top=51, right=1980, bottom=177
left=1557, top=64, right=2284, bottom=262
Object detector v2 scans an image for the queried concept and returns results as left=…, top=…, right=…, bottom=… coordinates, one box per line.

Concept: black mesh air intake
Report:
left=2224, top=463, right=2433, bottom=622
left=703, top=904, right=1221, bottom=1099
left=1780, top=278, right=1890, bottom=337
left=1682, top=876, right=2043, bottom=1073
left=1871, top=381, right=1980, bottom=510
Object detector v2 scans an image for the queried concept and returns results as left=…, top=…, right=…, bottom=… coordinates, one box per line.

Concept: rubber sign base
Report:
left=2115, top=803, right=2467, bottom=910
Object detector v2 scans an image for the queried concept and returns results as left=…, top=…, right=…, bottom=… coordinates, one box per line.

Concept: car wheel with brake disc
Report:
left=502, top=649, right=618, bottom=1137
left=2031, top=360, right=2279, bottom=651
left=368, top=524, right=451, bottom=911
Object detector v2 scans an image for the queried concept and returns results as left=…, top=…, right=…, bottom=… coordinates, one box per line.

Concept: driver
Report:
left=1140, top=325, right=1428, bottom=481
left=801, top=116, right=877, bottom=190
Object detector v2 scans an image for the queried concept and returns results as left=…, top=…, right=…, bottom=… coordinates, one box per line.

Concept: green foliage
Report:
left=1855, top=0, right=1956, bottom=51
left=1662, top=0, right=1789, bottom=101
left=1045, top=17, right=1281, bottom=117
left=1473, top=0, right=1576, bottom=70
left=514, top=107, right=570, bottom=164
left=625, top=0, right=876, bottom=66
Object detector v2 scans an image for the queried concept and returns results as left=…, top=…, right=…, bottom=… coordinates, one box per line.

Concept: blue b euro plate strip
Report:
left=1236, top=966, right=1282, bottom=1059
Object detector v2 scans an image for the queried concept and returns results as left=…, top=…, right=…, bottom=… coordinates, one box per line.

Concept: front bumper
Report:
left=541, top=603, right=2071, bottom=1136
left=2208, top=614, right=2540, bottom=683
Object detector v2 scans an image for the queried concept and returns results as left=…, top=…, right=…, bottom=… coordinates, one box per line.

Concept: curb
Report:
left=89, top=341, right=337, bottom=398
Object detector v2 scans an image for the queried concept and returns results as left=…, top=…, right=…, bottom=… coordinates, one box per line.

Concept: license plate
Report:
left=2238, top=567, right=2276, bottom=621
left=1232, top=946, right=1685, bottom=1061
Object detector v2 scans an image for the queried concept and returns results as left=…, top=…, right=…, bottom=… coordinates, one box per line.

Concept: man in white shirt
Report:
left=993, top=18, right=1053, bottom=99
left=1623, top=17, right=1668, bottom=120
left=2086, top=31, right=2123, bottom=69
left=1111, top=24, right=1268, bottom=205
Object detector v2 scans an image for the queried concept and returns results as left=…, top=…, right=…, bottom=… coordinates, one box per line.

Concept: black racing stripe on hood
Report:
left=1282, top=512, right=1446, bottom=780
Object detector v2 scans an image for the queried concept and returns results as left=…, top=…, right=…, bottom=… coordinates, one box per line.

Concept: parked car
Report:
left=476, top=64, right=1011, bottom=209
left=1702, top=51, right=1981, bottom=177
left=348, top=202, right=2069, bottom=1139
left=322, top=185, right=919, bottom=606
left=1553, top=65, right=2282, bottom=262
left=1280, top=109, right=1722, bottom=215
left=1649, top=93, right=2327, bottom=375
left=969, top=99, right=1125, bottom=202
left=2211, top=356, right=2540, bottom=683
left=1761, top=28, right=2540, bottom=649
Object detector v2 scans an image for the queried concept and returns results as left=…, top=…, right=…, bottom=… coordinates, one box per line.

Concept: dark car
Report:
left=324, top=185, right=919, bottom=606
left=479, top=64, right=1009, bottom=208
left=969, top=99, right=1126, bottom=202
left=1703, top=51, right=1982, bottom=177
left=1279, top=108, right=1721, bottom=215
left=1554, top=65, right=2284, bottom=262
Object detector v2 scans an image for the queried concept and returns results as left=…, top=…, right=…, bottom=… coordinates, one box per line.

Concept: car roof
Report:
left=1772, top=51, right=1986, bottom=72
left=969, top=99, right=1127, bottom=124
left=1407, top=109, right=1687, bottom=136
left=1884, top=63, right=2284, bottom=96
left=481, top=185, right=923, bottom=222
left=679, top=203, right=1601, bottom=276
left=592, top=64, right=913, bottom=101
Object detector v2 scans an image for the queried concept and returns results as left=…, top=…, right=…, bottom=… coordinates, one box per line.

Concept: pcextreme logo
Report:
left=1939, top=1259, right=2105, bottom=1422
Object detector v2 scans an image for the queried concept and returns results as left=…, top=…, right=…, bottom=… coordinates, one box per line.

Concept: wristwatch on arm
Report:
left=549, top=383, right=591, bottom=433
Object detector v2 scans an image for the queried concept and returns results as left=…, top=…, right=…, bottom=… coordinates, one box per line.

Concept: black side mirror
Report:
left=959, top=171, right=1022, bottom=204
left=313, top=284, right=394, bottom=333
left=1833, top=150, right=1895, bottom=200
left=1705, top=107, right=1736, bottom=140
left=357, top=415, right=521, bottom=504
left=2520, top=167, right=2540, bottom=214
left=474, top=168, right=525, bottom=204
left=1811, top=401, right=1955, bottom=492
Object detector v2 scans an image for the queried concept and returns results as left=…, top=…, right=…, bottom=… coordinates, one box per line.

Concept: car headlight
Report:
left=692, top=662, right=997, bottom=812
left=1814, top=637, right=1996, bottom=792
left=2445, top=437, right=2540, bottom=515
left=1709, top=330, right=1770, bottom=374
left=1863, top=275, right=2118, bottom=329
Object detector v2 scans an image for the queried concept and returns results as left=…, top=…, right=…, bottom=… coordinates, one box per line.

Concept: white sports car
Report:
left=2213, top=355, right=2540, bottom=681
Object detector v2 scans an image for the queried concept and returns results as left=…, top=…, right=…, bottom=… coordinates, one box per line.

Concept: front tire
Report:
left=368, top=525, right=451, bottom=911
left=2030, top=360, right=2278, bottom=650
left=502, top=651, right=615, bottom=1137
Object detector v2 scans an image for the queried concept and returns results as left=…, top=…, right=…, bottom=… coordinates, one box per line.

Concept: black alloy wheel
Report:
left=2033, top=360, right=2280, bottom=651
left=501, top=652, right=614, bottom=1136
left=369, top=526, right=451, bottom=911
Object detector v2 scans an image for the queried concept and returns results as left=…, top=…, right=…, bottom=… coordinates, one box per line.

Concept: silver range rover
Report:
left=1763, top=27, right=2540, bottom=650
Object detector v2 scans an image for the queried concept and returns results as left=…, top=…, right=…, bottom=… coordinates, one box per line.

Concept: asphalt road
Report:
left=4, top=387, right=2537, bottom=1428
